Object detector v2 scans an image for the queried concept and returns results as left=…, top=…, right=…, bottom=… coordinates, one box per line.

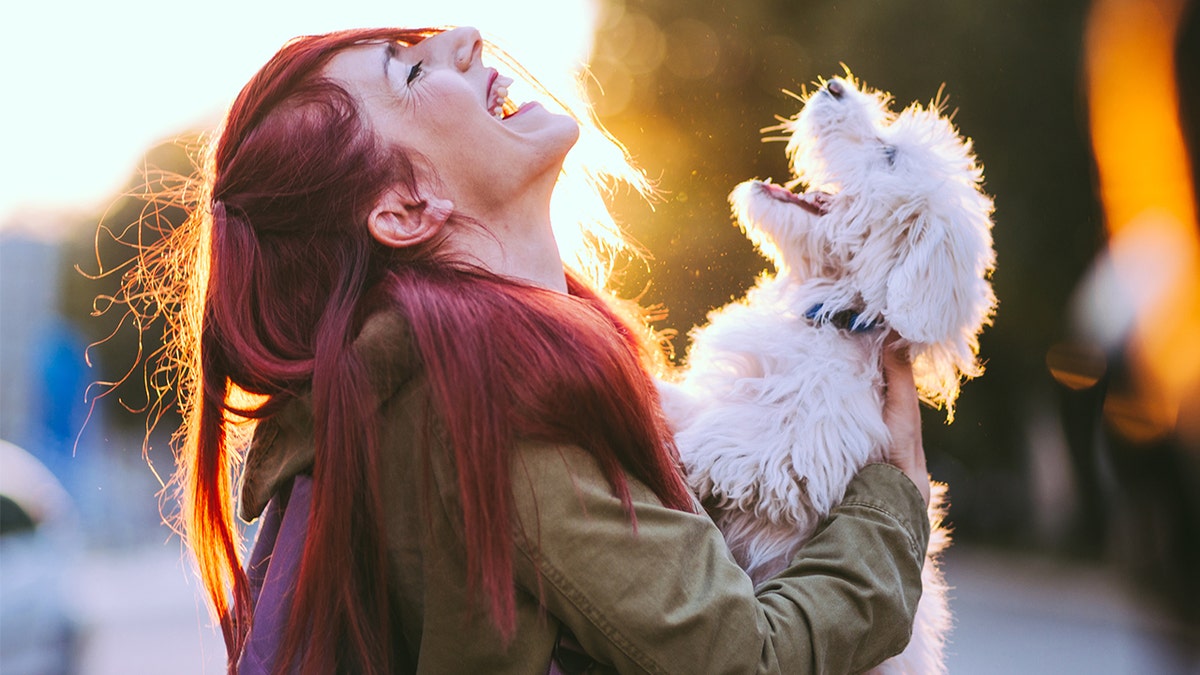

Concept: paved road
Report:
left=942, top=548, right=1198, bottom=674
left=71, top=545, right=225, bottom=675
left=68, top=544, right=1199, bottom=674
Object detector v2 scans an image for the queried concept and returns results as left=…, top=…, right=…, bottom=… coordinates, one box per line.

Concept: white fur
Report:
left=662, top=74, right=996, bottom=675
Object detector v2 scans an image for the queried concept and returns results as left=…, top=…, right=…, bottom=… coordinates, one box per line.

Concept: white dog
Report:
left=660, top=74, right=996, bottom=674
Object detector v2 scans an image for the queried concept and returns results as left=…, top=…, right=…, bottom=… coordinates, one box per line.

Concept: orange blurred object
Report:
left=1084, top=0, right=1200, bottom=445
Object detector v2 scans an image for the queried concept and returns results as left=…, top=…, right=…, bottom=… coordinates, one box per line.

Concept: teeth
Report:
left=490, top=76, right=513, bottom=120
left=492, top=86, right=508, bottom=119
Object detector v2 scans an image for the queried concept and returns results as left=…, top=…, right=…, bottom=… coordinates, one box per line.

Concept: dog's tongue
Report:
left=760, top=182, right=829, bottom=215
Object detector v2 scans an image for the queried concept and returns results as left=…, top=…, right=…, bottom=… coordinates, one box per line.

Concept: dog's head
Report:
left=730, top=74, right=997, bottom=415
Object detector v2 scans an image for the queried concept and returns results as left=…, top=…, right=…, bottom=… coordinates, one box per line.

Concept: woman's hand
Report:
left=881, top=334, right=931, bottom=505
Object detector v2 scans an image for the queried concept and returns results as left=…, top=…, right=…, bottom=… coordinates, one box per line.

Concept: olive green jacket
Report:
left=239, top=309, right=930, bottom=674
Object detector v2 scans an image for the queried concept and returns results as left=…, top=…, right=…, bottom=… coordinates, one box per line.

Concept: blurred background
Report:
left=1, top=0, right=1198, bottom=673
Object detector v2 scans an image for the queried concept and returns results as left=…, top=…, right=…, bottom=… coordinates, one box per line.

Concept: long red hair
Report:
left=161, top=27, right=693, bottom=674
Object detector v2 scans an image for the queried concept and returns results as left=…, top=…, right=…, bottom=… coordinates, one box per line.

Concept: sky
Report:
left=0, top=0, right=600, bottom=237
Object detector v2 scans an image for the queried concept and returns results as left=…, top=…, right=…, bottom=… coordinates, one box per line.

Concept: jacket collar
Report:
left=238, top=307, right=420, bottom=521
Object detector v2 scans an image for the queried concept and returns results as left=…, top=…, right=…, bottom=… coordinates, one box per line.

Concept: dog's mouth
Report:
left=757, top=182, right=831, bottom=215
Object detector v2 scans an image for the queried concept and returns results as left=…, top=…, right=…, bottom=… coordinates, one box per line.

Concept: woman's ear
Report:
left=368, top=190, right=455, bottom=248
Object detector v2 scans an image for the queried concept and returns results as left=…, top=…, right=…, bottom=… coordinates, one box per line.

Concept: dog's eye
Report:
left=883, top=145, right=897, bottom=167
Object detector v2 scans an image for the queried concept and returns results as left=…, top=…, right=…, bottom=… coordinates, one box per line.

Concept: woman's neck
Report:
left=446, top=196, right=568, bottom=293
left=442, top=170, right=569, bottom=292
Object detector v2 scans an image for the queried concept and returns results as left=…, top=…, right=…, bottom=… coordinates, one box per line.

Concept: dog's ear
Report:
left=886, top=210, right=972, bottom=341
left=884, top=199, right=996, bottom=407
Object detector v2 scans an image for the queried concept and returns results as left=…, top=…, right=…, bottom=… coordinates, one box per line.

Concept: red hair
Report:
left=166, top=26, right=694, bottom=674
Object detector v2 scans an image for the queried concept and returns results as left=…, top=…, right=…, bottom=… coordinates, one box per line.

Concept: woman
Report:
left=154, top=25, right=931, bottom=674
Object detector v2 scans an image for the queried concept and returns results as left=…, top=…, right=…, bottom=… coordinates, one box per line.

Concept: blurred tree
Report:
left=57, top=138, right=198, bottom=460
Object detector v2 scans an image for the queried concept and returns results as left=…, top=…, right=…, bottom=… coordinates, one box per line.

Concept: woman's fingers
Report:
left=881, top=335, right=930, bottom=505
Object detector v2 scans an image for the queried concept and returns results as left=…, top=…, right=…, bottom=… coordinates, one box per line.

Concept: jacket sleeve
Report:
left=508, top=442, right=930, bottom=675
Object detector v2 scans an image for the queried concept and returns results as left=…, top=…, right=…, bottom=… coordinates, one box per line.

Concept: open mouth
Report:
left=758, top=181, right=831, bottom=215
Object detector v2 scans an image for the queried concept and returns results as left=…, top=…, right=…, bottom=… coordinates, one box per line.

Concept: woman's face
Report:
left=323, top=27, right=580, bottom=219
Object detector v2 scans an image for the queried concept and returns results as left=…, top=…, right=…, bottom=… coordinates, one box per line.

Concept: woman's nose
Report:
left=442, top=26, right=482, bottom=72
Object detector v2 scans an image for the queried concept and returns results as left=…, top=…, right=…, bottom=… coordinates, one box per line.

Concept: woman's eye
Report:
left=406, top=61, right=423, bottom=85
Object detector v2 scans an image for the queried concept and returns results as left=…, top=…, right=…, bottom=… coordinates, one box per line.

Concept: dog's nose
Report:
left=827, top=80, right=844, bottom=99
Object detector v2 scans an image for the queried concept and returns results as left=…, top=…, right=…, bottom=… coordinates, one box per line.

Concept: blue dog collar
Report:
left=804, top=303, right=883, bottom=332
